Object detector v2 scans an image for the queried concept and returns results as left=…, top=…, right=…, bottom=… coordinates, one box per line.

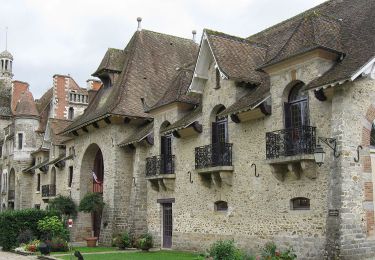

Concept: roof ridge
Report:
left=142, top=29, right=196, bottom=43
left=205, top=29, right=267, bottom=48
left=248, top=0, right=333, bottom=40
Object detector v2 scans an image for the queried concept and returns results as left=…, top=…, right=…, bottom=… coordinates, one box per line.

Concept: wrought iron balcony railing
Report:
left=146, top=155, right=175, bottom=176
left=8, top=189, right=15, bottom=200
left=41, top=185, right=49, bottom=197
left=266, top=126, right=316, bottom=159
left=49, top=185, right=56, bottom=197
left=195, top=143, right=233, bottom=169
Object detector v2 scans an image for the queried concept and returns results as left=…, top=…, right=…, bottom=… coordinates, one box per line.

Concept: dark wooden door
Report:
left=212, top=118, right=228, bottom=166
left=163, top=203, right=173, bottom=248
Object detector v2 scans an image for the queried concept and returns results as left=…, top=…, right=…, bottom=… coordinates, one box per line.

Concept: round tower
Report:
left=0, top=50, right=13, bottom=79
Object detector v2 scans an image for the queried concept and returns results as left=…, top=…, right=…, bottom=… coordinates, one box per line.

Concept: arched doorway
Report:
left=80, top=144, right=104, bottom=239
left=8, top=169, right=15, bottom=209
left=92, top=149, right=104, bottom=238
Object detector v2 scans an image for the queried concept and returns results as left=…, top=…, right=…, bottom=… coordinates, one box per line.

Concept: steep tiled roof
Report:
left=247, top=0, right=375, bottom=89
left=161, top=105, right=202, bottom=134
left=148, top=65, right=199, bottom=111
left=205, top=29, right=268, bottom=85
left=49, top=118, right=72, bottom=145
left=36, top=88, right=53, bottom=133
left=217, top=86, right=270, bottom=118
left=15, top=91, right=39, bottom=117
left=259, top=12, right=343, bottom=69
left=92, top=48, right=126, bottom=76
left=64, top=30, right=198, bottom=133
left=0, top=79, right=12, bottom=118
left=118, top=122, right=153, bottom=147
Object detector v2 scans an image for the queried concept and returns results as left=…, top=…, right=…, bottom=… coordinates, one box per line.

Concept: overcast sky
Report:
left=1, top=0, right=326, bottom=98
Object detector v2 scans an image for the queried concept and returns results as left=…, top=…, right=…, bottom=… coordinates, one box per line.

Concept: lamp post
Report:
left=314, top=143, right=325, bottom=166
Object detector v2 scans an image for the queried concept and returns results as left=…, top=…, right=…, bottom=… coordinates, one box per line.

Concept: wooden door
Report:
left=162, top=203, right=173, bottom=248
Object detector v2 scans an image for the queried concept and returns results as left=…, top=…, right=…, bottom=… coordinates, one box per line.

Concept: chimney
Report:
left=137, top=17, right=142, bottom=31
left=192, top=30, right=197, bottom=42
left=86, top=79, right=102, bottom=103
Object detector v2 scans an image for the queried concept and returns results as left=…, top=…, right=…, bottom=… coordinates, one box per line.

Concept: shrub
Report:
left=113, top=231, right=132, bottom=249
left=78, top=192, right=105, bottom=213
left=136, top=233, right=153, bottom=251
left=260, top=242, right=297, bottom=260
left=25, top=239, right=40, bottom=252
left=209, top=239, right=243, bottom=260
left=17, top=229, right=35, bottom=244
left=37, top=216, right=69, bottom=241
left=0, top=209, right=58, bottom=251
left=47, top=237, right=69, bottom=252
left=49, top=195, right=77, bottom=219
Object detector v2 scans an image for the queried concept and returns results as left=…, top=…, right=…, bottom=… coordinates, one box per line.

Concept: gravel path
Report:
left=0, top=251, right=36, bottom=260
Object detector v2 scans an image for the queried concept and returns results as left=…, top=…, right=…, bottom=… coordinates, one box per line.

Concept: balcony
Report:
left=145, top=155, right=175, bottom=191
left=265, top=126, right=317, bottom=181
left=8, top=190, right=15, bottom=200
left=194, top=143, right=234, bottom=187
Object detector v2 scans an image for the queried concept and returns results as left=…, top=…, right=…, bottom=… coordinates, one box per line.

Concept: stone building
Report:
left=59, top=1, right=375, bottom=259
left=0, top=48, right=99, bottom=211
left=0, top=0, right=373, bottom=259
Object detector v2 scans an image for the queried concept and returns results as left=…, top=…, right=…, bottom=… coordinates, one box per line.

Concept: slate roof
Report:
left=217, top=86, right=270, bottom=118
left=14, top=91, right=39, bottom=117
left=49, top=119, right=72, bottom=145
left=118, top=122, right=153, bottom=147
left=247, top=0, right=375, bottom=90
left=35, top=88, right=53, bottom=133
left=92, top=48, right=126, bottom=77
left=161, top=105, right=202, bottom=134
left=147, top=65, right=199, bottom=111
left=0, top=79, right=13, bottom=118
left=205, top=29, right=268, bottom=85
left=64, top=30, right=198, bottom=133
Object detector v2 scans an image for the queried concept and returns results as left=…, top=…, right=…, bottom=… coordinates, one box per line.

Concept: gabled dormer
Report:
left=92, top=48, right=126, bottom=88
left=189, top=29, right=267, bottom=95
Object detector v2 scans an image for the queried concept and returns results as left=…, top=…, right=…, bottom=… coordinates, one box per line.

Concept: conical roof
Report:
left=0, top=50, right=13, bottom=60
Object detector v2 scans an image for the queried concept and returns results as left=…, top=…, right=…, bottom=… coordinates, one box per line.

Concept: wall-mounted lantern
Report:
left=314, top=137, right=340, bottom=166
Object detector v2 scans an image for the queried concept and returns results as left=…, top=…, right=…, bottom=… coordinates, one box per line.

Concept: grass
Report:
left=58, top=250, right=200, bottom=260
left=51, top=246, right=118, bottom=255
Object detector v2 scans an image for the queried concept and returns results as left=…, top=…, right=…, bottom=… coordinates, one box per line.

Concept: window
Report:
left=18, top=133, right=23, bottom=150
left=284, top=81, right=309, bottom=129
left=68, top=166, right=73, bottom=188
left=37, top=174, right=40, bottom=192
left=68, top=107, right=74, bottom=120
left=34, top=204, right=41, bottom=210
left=214, top=201, right=228, bottom=212
left=291, top=197, right=310, bottom=210
left=160, top=134, right=173, bottom=174
left=371, top=123, right=375, bottom=146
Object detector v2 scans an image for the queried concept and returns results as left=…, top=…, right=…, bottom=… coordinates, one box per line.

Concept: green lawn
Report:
left=58, top=250, right=200, bottom=260
left=51, top=246, right=118, bottom=255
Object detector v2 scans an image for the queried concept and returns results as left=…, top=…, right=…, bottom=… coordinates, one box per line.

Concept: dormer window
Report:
left=68, top=107, right=74, bottom=120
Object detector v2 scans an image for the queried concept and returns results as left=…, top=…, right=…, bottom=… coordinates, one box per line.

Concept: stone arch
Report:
left=282, top=80, right=306, bottom=103
left=79, top=143, right=105, bottom=197
left=159, top=120, right=171, bottom=134
left=361, top=103, right=375, bottom=236
left=209, top=104, right=226, bottom=123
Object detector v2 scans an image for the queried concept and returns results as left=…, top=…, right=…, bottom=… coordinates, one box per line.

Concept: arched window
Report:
left=284, top=81, right=309, bottom=129
left=68, top=107, right=74, bottom=120
left=212, top=106, right=228, bottom=144
left=291, top=197, right=310, bottom=210
left=214, top=201, right=228, bottom=212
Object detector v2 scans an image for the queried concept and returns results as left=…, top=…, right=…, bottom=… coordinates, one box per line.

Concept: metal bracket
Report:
left=251, top=163, right=259, bottom=177
left=318, top=137, right=340, bottom=158
left=354, top=145, right=363, bottom=162
left=188, top=171, right=193, bottom=183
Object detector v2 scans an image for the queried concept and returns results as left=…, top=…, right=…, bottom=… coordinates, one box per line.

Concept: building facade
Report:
left=2, top=0, right=375, bottom=259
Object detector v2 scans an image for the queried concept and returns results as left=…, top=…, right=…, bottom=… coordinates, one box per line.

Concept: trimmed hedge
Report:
left=0, top=209, right=58, bottom=251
